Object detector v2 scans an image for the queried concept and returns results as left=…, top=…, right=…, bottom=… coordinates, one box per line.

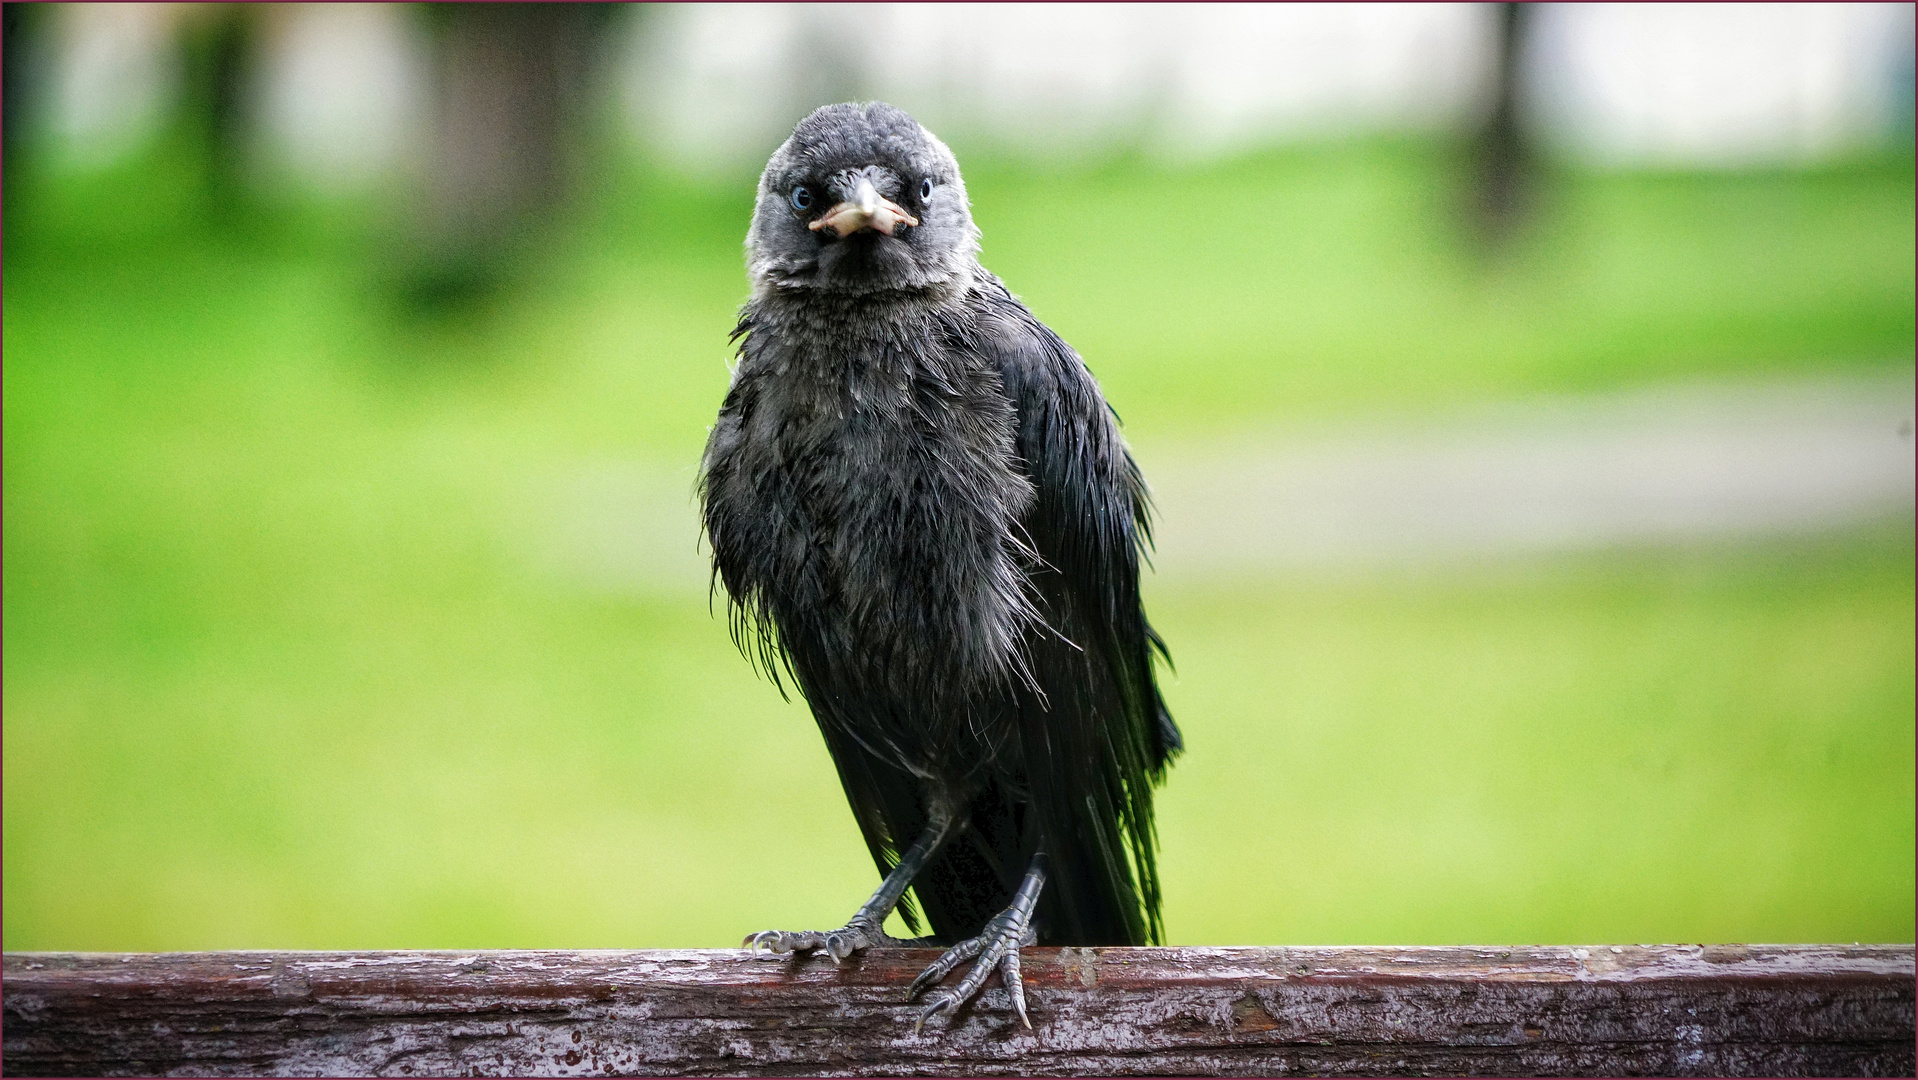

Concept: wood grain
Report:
left=5, top=945, right=1912, bottom=1077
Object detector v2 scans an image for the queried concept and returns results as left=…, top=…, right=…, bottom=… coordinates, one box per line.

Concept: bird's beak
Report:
left=810, top=176, right=919, bottom=237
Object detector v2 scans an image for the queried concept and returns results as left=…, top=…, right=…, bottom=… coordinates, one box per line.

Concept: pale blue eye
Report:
left=920, top=178, right=934, bottom=200
left=791, top=186, right=812, bottom=211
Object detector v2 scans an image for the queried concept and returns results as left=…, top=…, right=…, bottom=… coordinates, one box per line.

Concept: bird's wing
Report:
left=965, top=278, right=1181, bottom=944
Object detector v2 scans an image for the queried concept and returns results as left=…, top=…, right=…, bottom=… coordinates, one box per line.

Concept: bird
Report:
left=698, top=101, right=1180, bottom=1032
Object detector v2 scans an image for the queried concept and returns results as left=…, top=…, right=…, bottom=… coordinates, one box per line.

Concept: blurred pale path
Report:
left=1149, top=368, right=1916, bottom=576
left=540, top=369, right=1916, bottom=595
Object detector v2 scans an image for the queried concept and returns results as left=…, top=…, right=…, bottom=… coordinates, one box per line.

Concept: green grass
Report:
left=1152, top=531, right=1914, bottom=946
left=4, top=137, right=1913, bottom=949
left=968, top=144, right=1916, bottom=437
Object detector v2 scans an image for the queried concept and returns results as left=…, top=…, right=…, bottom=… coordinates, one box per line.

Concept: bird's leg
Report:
left=743, top=812, right=960, bottom=963
left=910, top=853, right=1046, bottom=1032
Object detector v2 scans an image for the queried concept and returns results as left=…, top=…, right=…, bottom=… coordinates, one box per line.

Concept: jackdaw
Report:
left=699, top=101, right=1180, bottom=1031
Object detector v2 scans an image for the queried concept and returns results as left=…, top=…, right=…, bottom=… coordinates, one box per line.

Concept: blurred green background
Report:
left=4, top=3, right=1913, bottom=951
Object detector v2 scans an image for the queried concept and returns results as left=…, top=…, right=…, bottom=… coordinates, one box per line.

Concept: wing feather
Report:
left=968, top=278, right=1182, bottom=944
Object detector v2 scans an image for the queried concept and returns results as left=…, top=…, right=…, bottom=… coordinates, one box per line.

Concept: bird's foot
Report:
left=909, top=907, right=1040, bottom=1032
left=742, top=917, right=908, bottom=963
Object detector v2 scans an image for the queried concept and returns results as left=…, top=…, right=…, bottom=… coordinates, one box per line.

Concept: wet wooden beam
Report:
left=4, top=945, right=1912, bottom=1077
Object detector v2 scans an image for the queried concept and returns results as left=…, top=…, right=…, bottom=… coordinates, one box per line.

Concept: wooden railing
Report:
left=4, top=945, right=1912, bottom=1076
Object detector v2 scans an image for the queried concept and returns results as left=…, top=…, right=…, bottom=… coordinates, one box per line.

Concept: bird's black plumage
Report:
left=699, top=102, right=1179, bottom=1024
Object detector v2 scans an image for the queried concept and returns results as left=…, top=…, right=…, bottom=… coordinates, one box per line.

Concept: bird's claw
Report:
left=743, top=919, right=897, bottom=962
left=914, top=989, right=960, bottom=1035
left=907, top=933, right=983, bottom=997
left=908, top=912, right=1038, bottom=1032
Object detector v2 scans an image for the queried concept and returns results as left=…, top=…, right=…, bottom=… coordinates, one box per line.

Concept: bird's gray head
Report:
left=746, top=102, right=979, bottom=297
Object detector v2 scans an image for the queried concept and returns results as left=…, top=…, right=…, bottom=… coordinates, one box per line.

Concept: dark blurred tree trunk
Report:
left=1466, top=2, right=1533, bottom=251
left=404, top=3, right=615, bottom=310
left=4, top=1, right=46, bottom=190
left=179, top=4, right=260, bottom=223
